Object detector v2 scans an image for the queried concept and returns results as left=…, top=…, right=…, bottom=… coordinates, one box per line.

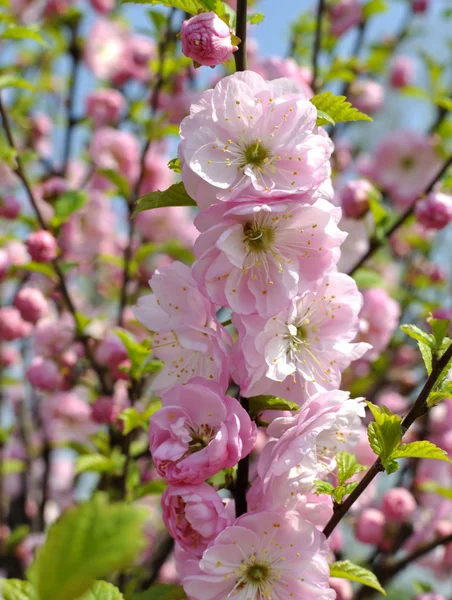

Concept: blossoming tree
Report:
left=1, top=0, right=452, bottom=599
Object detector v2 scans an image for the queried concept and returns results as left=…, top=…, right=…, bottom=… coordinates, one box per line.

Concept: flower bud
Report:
left=0, top=195, right=20, bottom=219
left=181, top=12, right=238, bottom=68
left=412, top=0, right=428, bottom=13
left=89, top=0, right=114, bottom=14
left=328, top=0, right=362, bottom=37
left=0, top=307, right=32, bottom=341
left=381, top=488, right=416, bottom=522
left=26, top=356, right=62, bottom=391
left=341, top=179, right=375, bottom=218
left=86, top=89, right=126, bottom=127
left=26, top=230, right=58, bottom=263
left=355, top=508, right=386, bottom=545
left=91, top=396, right=122, bottom=425
left=348, top=79, right=384, bottom=114
left=14, top=288, right=49, bottom=324
left=0, top=346, right=19, bottom=368
left=415, top=192, right=452, bottom=230
left=390, top=56, right=415, bottom=89
left=41, top=177, right=68, bottom=202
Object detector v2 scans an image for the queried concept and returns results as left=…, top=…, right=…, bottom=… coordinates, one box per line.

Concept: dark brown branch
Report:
left=312, top=0, right=326, bottom=93
left=234, top=397, right=250, bottom=518
left=323, top=340, right=452, bottom=538
left=234, top=0, right=248, bottom=72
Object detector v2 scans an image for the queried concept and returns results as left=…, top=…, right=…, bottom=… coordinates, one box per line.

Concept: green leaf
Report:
left=1, top=24, right=49, bottom=47
left=248, top=395, right=300, bottom=417
left=5, top=525, right=31, bottom=553
left=314, top=480, right=335, bottom=495
left=0, top=580, right=37, bottom=600
left=97, top=169, right=130, bottom=198
left=134, top=479, right=167, bottom=500
left=428, top=317, right=450, bottom=348
left=392, top=441, right=451, bottom=463
left=366, top=402, right=402, bottom=473
left=52, top=191, right=89, bottom=226
left=418, top=480, right=452, bottom=500
left=248, top=12, right=264, bottom=24
left=418, top=341, right=432, bottom=375
left=0, top=74, right=36, bottom=91
left=28, top=496, right=147, bottom=600
left=362, top=0, right=388, bottom=19
left=368, top=193, right=389, bottom=227
left=167, top=158, right=181, bottom=173
left=114, top=329, right=149, bottom=379
left=132, top=584, right=186, bottom=600
left=311, top=92, right=373, bottom=126
left=329, top=560, right=386, bottom=595
left=336, top=451, right=367, bottom=486
left=121, top=0, right=204, bottom=16
left=18, top=262, right=56, bottom=280
left=75, top=452, right=125, bottom=475
left=133, top=182, right=196, bottom=217
left=353, top=268, right=385, bottom=289
left=400, top=324, right=435, bottom=347
left=316, top=109, right=335, bottom=126
left=118, top=406, right=156, bottom=435
left=0, top=458, right=26, bottom=475
left=79, top=581, right=124, bottom=600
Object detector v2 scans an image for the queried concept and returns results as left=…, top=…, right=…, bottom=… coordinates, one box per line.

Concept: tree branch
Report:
left=323, top=340, right=452, bottom=538
left=312, top=0, right=326, bottom=93
left=62, top=19, right=81, bottom=176
left=234, top=0, right=248, bottom=72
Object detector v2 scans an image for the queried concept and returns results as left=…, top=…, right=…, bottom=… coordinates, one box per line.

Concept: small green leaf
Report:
left=316, top=109, right=335, bottom=126
left=248, top=12, right=264, bottom=24
left=418, top=341, right=433, bottom=375
left=248, top=395, right=300, bottom=417
left=167, top=158, right=181, bottom=173
left=79, top=581, right=124, bottom=600
left=98, top=169, right=130, bottom=198
left=329, top=560, right=386, bottom=595
left=1, top=24, right=49, bottom=47
left=314, top=480, right=335, bottom=495
left=28, top=495, right=147, bottom=600
left=368, top=193, right=389, bottom=227
left=366, top=402, right=402, bottom=472
left=0, top=579, right=37, bottom=600
left=132, top=584, right=186, bottom=600
left=353, top=268, right=385, bottom=289
left=119, top=406, right=156, bottom=435
left=18, top=262, right=56, bottom=280
left=133, top=182, right=196, bottom=217
left=362, top=0, right=388, bottom=19
left=311, top=92, right=373, bottom=126
left=0, top=74, right=36, bottom=91
left=5, top=525, right=31, bottom=553
left=52, top=191, right=89, bottom=226
left=336, top=451, right=367, bottom=486
left=418, top=480, right=452, bottom=500
left=392, top=441, right=451, bottom=463
left=75, top=452, right=125, bottom=475
left=0, top=459, right=26, bottom=475
left=400, top=324, right=435, bottom=347
left=428, top=317, right=450, bottom=348
left=114, top=329, right=149, bottom=379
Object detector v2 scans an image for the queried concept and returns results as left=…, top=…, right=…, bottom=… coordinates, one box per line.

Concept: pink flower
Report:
left=182, top=511, right=335, bottom=600
left=412, top=0, right=428, bottom=12
left=233, top=273, right=370, bottom=402
left=34, top=314, right=74, bottom=358
left=193, top=198, right=345, bottom=318
left=355, top=508, right=386, bottom=545
left=90, top=127, right=140, bottom=188
left=26, top=230, right=57, bottom=263
left=162, top=483, right=232, bottom=556
left=0, top=195, right=20, bottom=219
left=249, top=390, right=365, bottom=509
left=96, top=333, right=128, bottom=369
left=251, top=57, right=313, bottom=98
left=390, top=56, right=415, bottom=89
left=89, top=0, right=114, bottom=14
left=135, top=206, right=198, bottom=247
left=0, top=307, right=32, bottom=341
left=149, top=380, right=256, bottom=484
left=415, top=192, right=452, bottom=230
left=0, top=249, right=8, bottom=280
left=133, top=261, right=230, bottom=394
left=14, top=287, right=48, bottom=324
left=91, top=396, right=123, bottom=425
left=30, top=113, right=52, bottom=155
left=84, top=20, right=128, bottom=80
left=181, top=12, right=238, bottom=68
left=376, top=389, right=408, bottom=415
left=179, top=71, right=333, bottom=208
left=0, top=346, right=19, bottom=368
left=358, top=288, right=400, bottom=362
left=113, top=36, right=155, bottom=84
left=40, top=177, right=68, bottom=202
left=340, top=179, right=376, bottom=219
left=348, top=79, right=384, bottom=114
left=86, top=89, right=126, bottom=126
left=366, top=131, right=441, bottom=208
left=381, top=488, right=417, bottom=522
left=26, top=356, right=62, bottom=391
left=5, top=241, right=29, bottom=266
left=328, top=0, right=362, bottom=37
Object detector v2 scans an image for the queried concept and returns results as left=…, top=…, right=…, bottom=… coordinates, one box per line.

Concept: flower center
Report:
left=245, top=563, right=271, bottom=585
left=187, top=423, right=215, bottom=453
left=243, top=222, right=275, bottom=253
left=241, top=140, right=272, bottom=169
left=296, top=324, right=308, bottom=340
left=400, top=156, right=415, bottom=170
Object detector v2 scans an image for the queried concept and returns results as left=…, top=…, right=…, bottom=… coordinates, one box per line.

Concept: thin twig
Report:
left=348, top=154, right=452, bottom=277
left=234, top=0, right=248, bottom=72
left=312, top=0, right=326, bottom=93
left=323, top=340, right=452, bottom=538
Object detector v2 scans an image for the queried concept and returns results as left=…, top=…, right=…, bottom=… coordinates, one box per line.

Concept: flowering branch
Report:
left=323, top=340, right=452, bottom=538
left=348, top=153, right=452, bottom=276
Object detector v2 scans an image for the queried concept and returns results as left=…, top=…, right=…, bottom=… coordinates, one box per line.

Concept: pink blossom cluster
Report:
left=133, top=71, right=376, bottom=599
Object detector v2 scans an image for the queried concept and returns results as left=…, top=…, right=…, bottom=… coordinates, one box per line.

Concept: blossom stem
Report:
left=348, top=153, right=452, bottom=277
left=323, top=340, right=452, bottom=538
left=234, top=0, right=248, bottom=71
left=0, top=93, right=111, bottom=396
left=312, top=0, right=326, bottom=93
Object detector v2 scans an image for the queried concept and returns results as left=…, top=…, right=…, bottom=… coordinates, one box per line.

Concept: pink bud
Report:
left=348, top=79, right=385, bottom=114
left=328, top=0, right=362, bottom=37
left=415, top=192, right=452, bottom=230
left=329, top=578, right=353, bottom=600
left=89, top=0, right=114, bottom=14
left=0, top=249, right=8, bottom=280
left=381, top=488, right=416, bottom=522
left=26, top=356, right=62, bottom=391
left=14, top=288, right=49, bottom=324
left=355, top=508, right=386, bottom=545
left=0, top=346, right=19, bottom=367
left=26, top=230, right=57, bottom=263
left=41, top=177, right=68, bottom=202
left=91, top=396, right=122, bottom=424
left=0, top=195, right=20, bottom=219
left=0, top=307, right=32, bottom=341
left=433, top=308, right=452, bottom=323
left=412, top=0, right=428, bottom=13
left=390, top=56, right=415, bottom=89
left=86, top=89, right=126, bottom=127
left=181, top=12, right=238, bottom=68
left=341, top=179, right=375, bottom=218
